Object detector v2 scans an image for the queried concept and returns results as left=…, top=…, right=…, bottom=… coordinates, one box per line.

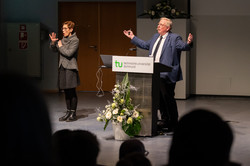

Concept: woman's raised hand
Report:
left=49, top=32, right=58, bottom=43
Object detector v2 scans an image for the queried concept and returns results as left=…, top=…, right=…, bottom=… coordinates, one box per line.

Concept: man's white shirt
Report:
left=152, top=33, right=168, bottom=63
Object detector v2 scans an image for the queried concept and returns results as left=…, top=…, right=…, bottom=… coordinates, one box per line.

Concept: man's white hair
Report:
left=160, top=17, right=173, bottom=30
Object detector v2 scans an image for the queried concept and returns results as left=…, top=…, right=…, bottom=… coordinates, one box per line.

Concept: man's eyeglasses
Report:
left=158, top=23, right=166, bottom=27
left=144, top=150, right=149, bottom=156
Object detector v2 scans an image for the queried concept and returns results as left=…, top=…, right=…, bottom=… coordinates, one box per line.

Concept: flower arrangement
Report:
left=139, top=0, right=190, bottom=19
left=97, top=73, right=143, bottom=137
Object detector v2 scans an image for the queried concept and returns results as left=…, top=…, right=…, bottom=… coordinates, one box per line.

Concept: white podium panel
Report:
left=112, top=56, right=154, bottom=74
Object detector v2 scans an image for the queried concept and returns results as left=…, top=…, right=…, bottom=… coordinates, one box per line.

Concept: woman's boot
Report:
left=59, top=110, right=71, bottom=121
left=66, top=110, right=77, bottom=122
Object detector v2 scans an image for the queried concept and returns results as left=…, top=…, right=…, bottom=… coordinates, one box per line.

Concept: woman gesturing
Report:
left=49, top=21, right=80, bottom=122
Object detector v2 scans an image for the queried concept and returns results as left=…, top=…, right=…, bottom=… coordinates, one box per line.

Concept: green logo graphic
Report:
left=115, top=60, right=123, bottom=68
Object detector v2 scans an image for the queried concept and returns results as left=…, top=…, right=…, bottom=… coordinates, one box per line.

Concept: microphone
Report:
left=129, top=48, right=137, bottom=51
left=125, top=47, right=137, bottom=56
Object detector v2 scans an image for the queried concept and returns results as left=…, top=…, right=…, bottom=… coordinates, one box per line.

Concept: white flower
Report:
left=97, top=117, right=102, bottom=121
left=106, top=111, right=112, bottom=120
left=152, top=10, right=155, bottom=16
left=124, top=109, right=131, bottom=116
left=117, top=116, right=123, bottom=122
left=132, top=110, right=139, bottom=118
left=127, top=117, right=133, bottom=124
left=156, top=3, right=161, bottom=7
left=104, top=107, right=111, bottom=114
left=113, top=108, right=119, bottom=115
left=113, top=87, right=120, bottom=93
left=111, top=103, right=116, bottom=109
left=171, top=9, right=176, bottom=14
left=120, top=99, right=125, bottom=104
left=114, top=93, right=119, bottom=99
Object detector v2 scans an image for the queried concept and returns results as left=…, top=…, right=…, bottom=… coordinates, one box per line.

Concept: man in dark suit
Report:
left=123, top=17, right=193, bottom=132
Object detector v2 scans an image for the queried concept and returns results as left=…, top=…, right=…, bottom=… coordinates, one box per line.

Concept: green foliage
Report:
left=139, top=0, right=190, bottom=19
left=122, top=119, right=142, bottom=136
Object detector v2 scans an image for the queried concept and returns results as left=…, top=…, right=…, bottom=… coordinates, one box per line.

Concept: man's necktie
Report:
left=153, top=36, right=163, bottom=60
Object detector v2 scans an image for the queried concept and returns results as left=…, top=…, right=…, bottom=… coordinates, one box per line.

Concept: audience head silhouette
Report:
left=2, top=71, right=53, bottom=165
left=168, top=108, right=234, bottom=166
left=119, top=139, right=148, bottom=160
left=116, top=152, right=152, bottom=166
left=52, top=129, right=100, bottom=166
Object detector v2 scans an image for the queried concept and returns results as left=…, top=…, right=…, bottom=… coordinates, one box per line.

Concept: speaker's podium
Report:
left=112, top=56, right=172, bottom=136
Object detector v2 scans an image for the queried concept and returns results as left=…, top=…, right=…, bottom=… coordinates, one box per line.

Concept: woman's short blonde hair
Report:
left=63, top=21, right=76, bottom=31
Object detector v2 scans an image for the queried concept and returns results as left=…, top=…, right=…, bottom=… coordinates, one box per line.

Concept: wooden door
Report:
left=100, top=2, right=137, bottom=91
left=58, top=2, right=136, bottom=91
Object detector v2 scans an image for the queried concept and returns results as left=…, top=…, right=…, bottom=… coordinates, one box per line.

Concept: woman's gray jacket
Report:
left=50, top=33, right=79, bottom=71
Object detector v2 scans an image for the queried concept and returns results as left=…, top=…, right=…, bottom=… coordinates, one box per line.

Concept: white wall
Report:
left=190, top=0, right=250, bottom=96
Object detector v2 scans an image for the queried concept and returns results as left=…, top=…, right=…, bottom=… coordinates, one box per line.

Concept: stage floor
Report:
left=45, top=92, right=250, bottom=166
